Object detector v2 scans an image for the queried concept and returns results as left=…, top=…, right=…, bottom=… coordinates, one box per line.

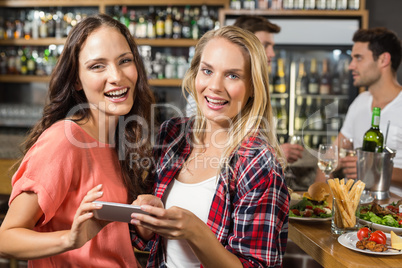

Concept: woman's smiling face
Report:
left=195, top=37, right=252, bottom=129
left=76, top=26, right=138, bottom=120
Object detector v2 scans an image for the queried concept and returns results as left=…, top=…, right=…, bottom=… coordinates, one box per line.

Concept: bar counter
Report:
left=289, top=187, right=402, bottom=268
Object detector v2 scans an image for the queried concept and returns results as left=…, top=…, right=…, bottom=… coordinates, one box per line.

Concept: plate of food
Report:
left=289, top=182, right=333, bottom=221
left=338, top=229, right=402, bottom=255
left=359, top=200, right=402, bottom=235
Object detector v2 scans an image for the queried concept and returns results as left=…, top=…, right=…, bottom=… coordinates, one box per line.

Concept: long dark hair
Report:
left=20, top=14, right=155, bottom=201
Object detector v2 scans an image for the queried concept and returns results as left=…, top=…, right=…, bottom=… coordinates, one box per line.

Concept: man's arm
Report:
left=392, top=167, right=402, bottom=186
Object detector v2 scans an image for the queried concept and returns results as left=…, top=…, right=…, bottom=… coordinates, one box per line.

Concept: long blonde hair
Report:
left=182, top=25, right=286, bottom=170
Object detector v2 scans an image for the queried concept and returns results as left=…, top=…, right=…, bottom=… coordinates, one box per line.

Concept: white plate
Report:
left=289, top=216, right=332, bottom=222
left=358, top=219, right=402, bottom=235
left=338, top=232, right=402, bottom=255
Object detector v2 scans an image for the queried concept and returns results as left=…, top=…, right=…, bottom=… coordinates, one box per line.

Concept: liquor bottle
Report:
left=135, top=12, right=147, bottom=38
left=164, top=6, right=173, bottom=39
left=362, top=107, right=384, bottom=153
left=55, top=10, right=63, bottom=39
left=243, top=0, right=256, bottom=10
left=172, top=7, right=182, bottom=39
left=308, top=58, right=319, bottom=94
left=311, top=135, right=320, bottom=149
left=304, top=97, right=313, bottom=129
left=276, top=98, right=288, bottom=131
left=155, top=9, right=165, bottom=38
left=128, top=10, right=136, bottom=36
left=0, top=17, right=5, bottom=40
left=146, top=7, right=156, bottom=39
left=294, top=97, right=307, bottom=131
left=348, top=0, right=360, bottom=10
left=15, top=48, right=22, bottom=74
left=273, top=58, right=286, bottom=93
left=230, top=0, right=242, bottom=10
left=331, top=60, right=342, bottom=95
left=27, top=48, right=36, bottom=75
left=340, top=59, right=350, bottom=95
left=316, top=0, right=326, bottom=9
left=0, top=51, right=7, bottom=74
left=283, top=0, right=294, bottom=9
left=326, top=0, right=336, bottom=10
left=191, top=8, right=200, bottom=40
left=20, top=47, right=28, bottom=75
left=295, top=60, right=308, bottom=95
left=294, top=0, right=304, bottom=9
left=336, top=0, right=347, bottom=10
left=304, top=0, right=316, bottom=9
left=268, top=64, right=274, bottom=94
left=181, top=6, right=191, bottom=39
left=258, top=0, right=269, bottom=9
left=198, top=5, right=210, bottom=36
left=119, top=6, right=130, bottom=28
left=312, top=98, right=324, bottom=130
left=319, top=58, right=331, bottom=94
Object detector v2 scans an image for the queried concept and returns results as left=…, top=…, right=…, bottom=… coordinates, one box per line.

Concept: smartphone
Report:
left=92, top=201, right=149, bottom=223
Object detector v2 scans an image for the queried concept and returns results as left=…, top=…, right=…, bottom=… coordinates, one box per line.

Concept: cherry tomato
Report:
left=313, top=207, right=325, bottom=216
left=372, top=230, right=386, bottom=241
left=291, top=209, right=301, bottom=216
left=303, top=210, right=312, bottom=217
left=357, top=227, right=371, bottom=241
left=369, top=232, right=386, bottom=245
left=399, top=219, right=402, bottom=226
left=306, top=205, right=313, bottom=210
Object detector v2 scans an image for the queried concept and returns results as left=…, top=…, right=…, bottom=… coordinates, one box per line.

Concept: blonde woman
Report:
left=131, top=26, right=289, bottom=267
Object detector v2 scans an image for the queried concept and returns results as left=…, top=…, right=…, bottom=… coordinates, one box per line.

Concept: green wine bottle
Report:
left=362, top=107, right=384, bottom=152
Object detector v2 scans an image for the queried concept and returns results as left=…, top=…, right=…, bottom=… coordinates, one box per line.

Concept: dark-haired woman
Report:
left=0, top=14, right=154, bottom=267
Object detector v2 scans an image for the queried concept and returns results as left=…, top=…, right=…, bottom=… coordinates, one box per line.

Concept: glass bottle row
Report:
left=0, top=5, right=220, bottom=41
left=0, top=45, right=61, bottom=76
left=108, top=5, right=220, bottom=40
left=230, top=0, right=360, bottom=10
left=0, top=7, right=98, bottom=40
left=271, top=57, right=351, bottom=96
left=0, top=45, right=192, bottom=80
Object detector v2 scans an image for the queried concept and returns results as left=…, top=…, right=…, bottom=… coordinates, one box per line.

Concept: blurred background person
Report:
left=316, top=27, right=402, bottom=184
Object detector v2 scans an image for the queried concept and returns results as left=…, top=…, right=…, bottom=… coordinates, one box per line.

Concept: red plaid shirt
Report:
left=132, top=117, right=289, bottom=267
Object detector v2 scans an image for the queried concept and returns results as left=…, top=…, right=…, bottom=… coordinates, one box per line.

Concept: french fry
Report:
left=346, top=179, right=354, bottom=191
left=327, top=178, right=366, bottom=229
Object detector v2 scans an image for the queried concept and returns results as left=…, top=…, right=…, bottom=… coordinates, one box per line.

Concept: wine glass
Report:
left=339, top=137, right=356, bottom=180
left=339, top=137, right=355, bottom=158
left=317, top=144, right=338, bottom=180
left=288, top=135, right=303, bottom=145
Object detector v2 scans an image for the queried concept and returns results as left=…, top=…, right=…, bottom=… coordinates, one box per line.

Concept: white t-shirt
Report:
left=341, top=91, right=402, bottom=168
left=185, top=95, right=197, bottom=117
left=163, top=177, right=217, bottom=268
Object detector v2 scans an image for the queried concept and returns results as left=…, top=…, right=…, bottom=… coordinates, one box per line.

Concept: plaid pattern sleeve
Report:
left=208, top=137, right=290, bottom=268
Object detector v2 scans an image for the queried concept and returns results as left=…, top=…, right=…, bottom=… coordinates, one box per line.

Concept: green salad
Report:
left=359, top=204, right=402, bottom=228
left=289, top=198, right=332, bottom=218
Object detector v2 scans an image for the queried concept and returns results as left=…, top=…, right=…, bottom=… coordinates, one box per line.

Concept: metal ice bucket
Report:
left=356, top=148, right=396, bottom=200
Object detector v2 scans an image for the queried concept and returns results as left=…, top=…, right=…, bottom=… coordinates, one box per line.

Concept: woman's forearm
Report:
left=187, top=220, right=243, bottom=268
left=0, top=228, right=71, bottom=259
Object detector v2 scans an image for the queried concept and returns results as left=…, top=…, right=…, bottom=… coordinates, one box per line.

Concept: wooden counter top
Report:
left=289, top=190, right=402, bottom=267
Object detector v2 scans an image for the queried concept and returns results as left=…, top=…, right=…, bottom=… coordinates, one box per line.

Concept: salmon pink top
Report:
left=10, top=120, right=138, bottom=267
